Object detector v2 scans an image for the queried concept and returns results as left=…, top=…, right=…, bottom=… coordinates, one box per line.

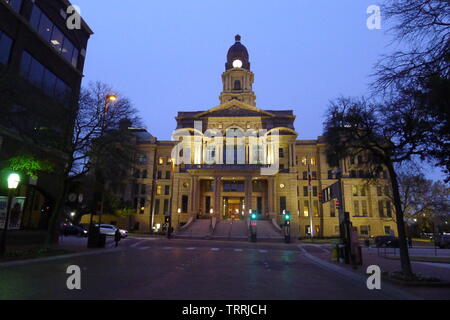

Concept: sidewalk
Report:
left=300, top=244, right=450, bottom=300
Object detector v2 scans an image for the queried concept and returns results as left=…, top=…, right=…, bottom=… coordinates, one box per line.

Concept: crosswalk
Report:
left=125, top=242, right=276, bottom=254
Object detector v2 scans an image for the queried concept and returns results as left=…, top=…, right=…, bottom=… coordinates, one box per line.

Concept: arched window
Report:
left=233, top=80, right=241, bottom=90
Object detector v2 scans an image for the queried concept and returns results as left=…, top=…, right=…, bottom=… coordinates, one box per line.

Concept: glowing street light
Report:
left=7, top=173, right=20, bottom=189
left=1, top=173, right=21, bottom=256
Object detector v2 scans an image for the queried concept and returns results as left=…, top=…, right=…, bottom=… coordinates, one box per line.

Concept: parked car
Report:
left=435, top=235, right=450, bottom=249
left=62, top=224, right=88, bottom=237
left=375, top=235, right=399, bottom=248
left=96, top=224, right=128, bottom=238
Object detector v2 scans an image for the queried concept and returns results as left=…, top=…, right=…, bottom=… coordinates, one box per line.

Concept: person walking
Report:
left=114, top=228, right=121, bottom=247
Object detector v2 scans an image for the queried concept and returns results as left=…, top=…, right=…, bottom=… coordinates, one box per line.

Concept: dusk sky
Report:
left=76, top=0, right=390, bottom=139
left=72, top=1, right=444, bottom=181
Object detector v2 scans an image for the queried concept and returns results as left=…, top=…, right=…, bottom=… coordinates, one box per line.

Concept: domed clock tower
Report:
left=219, top=35, right=257, bottom=106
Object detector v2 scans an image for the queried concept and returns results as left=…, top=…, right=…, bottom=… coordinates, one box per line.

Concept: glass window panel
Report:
left=71, top=47, right=79, bottom=68
left=29, top=58, right=45, bottom=88
left=61, top=39, right=74, bottom=62
left=38, top=14, right=53, bottom=42
left=42, top=69, right=57, bottom=97
left=20, top=51, right=32, bottom=77
left=50, top=27, right=64, bottom=53
left=0, top=32, right=13, bottom=65
left=6, top=0, right=23, bottom=12
left=29, top=5, right=41, bottom=30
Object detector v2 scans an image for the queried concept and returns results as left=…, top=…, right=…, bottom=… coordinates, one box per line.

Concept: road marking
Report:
left=130, top=240, right=149, bottom=248
left=186, top=247, right=196, bottom=250
left=139, top=247, right=150, bottom=250
left=211, top=248, right=220, bottom=251
left=259, top=250, right=268, bottom=253
left=234, top=249, right=243, bottom=252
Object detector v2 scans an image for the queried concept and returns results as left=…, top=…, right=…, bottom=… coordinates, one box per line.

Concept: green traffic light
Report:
left=251, top=213, right=257, bottom=220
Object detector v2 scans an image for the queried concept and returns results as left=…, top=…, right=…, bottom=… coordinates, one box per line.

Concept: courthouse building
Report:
left=102, top=36, right=397, bottom=238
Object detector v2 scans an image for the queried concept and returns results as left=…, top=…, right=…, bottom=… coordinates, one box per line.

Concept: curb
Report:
left=298, top=245, right=420, bottom=300
left=0, top=247, right=122, bottom=268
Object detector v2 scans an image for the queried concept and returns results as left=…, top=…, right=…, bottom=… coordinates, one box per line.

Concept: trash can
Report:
left=331, top=243, right=339, bottom=262
left=87, top=227, right=100, bottom=248
left=338, top=244, right=346, bottom=263
left=98, top=234, right=106, bottom=248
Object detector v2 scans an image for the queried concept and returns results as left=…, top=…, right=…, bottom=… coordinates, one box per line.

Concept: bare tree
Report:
left=323, top=95, right=436, bottom=277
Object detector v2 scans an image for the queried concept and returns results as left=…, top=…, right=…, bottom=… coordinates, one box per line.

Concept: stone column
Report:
left=267, top=177, right=275, bottom=217
left=214, top=176, right=221, bottom=219
left=245, top=176, right=253, bottom=218
left=193, top=176, right=200, bottom=215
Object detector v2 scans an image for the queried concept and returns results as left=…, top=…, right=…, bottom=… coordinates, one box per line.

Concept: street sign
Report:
left=321, top=182, right=341, bottom=203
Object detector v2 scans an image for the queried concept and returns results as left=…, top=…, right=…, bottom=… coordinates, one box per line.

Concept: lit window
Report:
left=159, top=157, right=164, bottom=165
left=156, top=186, right=162, bottom=195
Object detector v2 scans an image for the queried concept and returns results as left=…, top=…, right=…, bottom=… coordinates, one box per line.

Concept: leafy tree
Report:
left=7, top=155, right=53, bottom=179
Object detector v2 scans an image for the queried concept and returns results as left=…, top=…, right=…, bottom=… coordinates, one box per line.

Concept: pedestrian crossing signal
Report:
left=283, top=211, right=291, bottom=225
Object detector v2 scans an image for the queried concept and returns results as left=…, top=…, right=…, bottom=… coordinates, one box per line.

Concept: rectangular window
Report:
left=20, top=51, right=71, bottom=103
left=165, top=171, right=171, bottom=180
left=182, top=195, right=189, bottom=213
left=354, top=201, right=360, bottom=216
left=312, top=171, right=317, bottom=180
left=159, top=157, right=164, bottom=165
left=384, top=226, right=392, bottom=235
left=156, top=185, right=162, bottom=195
left=313, top=200, right=319, bottom=217
left=313, top=186, right=318, bottom=197
left=139, top=199, right=145, bottom=214
left=29, top=4, right=79, bottom=68
left=303, top=171, right=308, bottom=180
left=361, top=200, right=368, bottom=217
left=303, top=200, right=309, bottom=217
left=330, top=201, right=336, bottom=218
left=352, top=185, right=358, bottom=197
left=378, top=200, right=384, bottom=217
left=279, top=197, right=287, bottom=214
left=386, top=201, right=392, bottom=217
left=0, top=31, right=13, bottom=65
left=165, top=185, right=170, bottom=195
left=328, top=170, right=333, bottom=180
left=154, top=199, right=160, bottom=215
left=360, top=225, right=371, bottom=236
left=5, top=0, right=23, bottom=12
left=141, top=184, right=146, bottom=195
left=303, top=186, right=308, bottom=197
left=163, top=199, right=169, bottom=215
left=157, top=171, right=162, bottom=180
left=279, top=148, right=284, bottom=158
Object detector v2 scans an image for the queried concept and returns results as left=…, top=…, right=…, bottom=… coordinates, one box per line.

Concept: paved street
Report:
left=0, top=237, right=421, bottom=300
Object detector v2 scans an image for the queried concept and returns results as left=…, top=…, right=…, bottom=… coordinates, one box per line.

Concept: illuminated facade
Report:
left=95, top=36, right=398, bottom=238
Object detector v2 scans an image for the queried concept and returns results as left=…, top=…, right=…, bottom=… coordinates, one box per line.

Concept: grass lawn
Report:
left=0, top=246, right=73, bottom=263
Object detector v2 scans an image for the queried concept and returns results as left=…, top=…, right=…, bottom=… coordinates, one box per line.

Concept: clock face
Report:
left=233, top=59, right=243, bottom=68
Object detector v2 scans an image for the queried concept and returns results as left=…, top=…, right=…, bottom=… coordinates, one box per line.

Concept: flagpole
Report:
left=308, top=163, right=314, bottom=239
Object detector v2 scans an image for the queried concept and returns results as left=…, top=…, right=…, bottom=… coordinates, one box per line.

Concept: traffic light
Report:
left=283, top=211, right=291, bottom=226
left=251, top=211, right=257, bottom=221
left=335, top=200, right=341, bottom=210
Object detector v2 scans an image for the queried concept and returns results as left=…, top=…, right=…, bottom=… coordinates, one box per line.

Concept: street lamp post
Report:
left=98, top=94, right=118, bottom=227
left=0, top=173, right=21, bottom=257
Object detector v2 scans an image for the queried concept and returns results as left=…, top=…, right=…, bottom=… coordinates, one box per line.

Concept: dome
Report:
left=226, top=35, right=251, bottom=71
